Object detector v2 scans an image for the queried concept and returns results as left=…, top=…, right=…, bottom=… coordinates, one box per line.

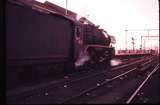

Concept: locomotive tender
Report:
left=6, top=0, right=116, bottom=78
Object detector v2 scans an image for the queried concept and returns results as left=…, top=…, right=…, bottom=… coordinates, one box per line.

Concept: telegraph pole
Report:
left=65, top=0, right=68, bottom=15
left=140, top=36, right=142, bottom=50
left=125, top=29, right=128, bottom=51
left=143, top=39, right=146, bottom=51
left=131, top=37, right=135, bottom=51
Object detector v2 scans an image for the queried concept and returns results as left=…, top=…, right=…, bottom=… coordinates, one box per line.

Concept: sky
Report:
left=36, top=0, right=159, bottom=50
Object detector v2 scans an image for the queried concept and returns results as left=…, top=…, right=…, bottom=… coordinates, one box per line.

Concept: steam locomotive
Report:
left=6, top=0, right=116, bottom=79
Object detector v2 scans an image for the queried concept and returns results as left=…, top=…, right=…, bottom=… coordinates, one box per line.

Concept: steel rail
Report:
left=126, top=64, right=159, bottom=104
left=60, top=67, right=137, bottom=104
left=60, top=57, right=156, bottom=103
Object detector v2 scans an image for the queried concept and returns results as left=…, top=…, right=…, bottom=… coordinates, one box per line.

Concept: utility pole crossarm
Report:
left=141, top=36, right=159, bottom=38
left=125, top=28, right=159, bottom=51
left=126, top=29, right=159, bottom=31
left=65, top=0, right=68, bottom=15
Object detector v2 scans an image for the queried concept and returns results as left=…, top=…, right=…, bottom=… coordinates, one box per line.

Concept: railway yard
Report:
left=7, top=54, right=160, bottom=104
left=6, top=0, right=159, bottom=104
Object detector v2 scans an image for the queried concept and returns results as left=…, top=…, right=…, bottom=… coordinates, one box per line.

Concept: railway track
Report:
left=7, top=56, right=141, bottom=90
left=128, top=65, right=160, bottom=103
left=7, top=56, right=151, bottom=94
left=126, top=64, right=159, bottom=104
left=7, top=55, right=158, bottom=104
left=60, top=58, right=158, bottom=104
left=7, top=56, right=148, bottom=90
left=85, top=64, right=159, bottom=104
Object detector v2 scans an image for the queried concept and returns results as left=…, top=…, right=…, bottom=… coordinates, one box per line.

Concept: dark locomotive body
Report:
left=7, top=0, right=76, bottom=67
left=74, top=21, right=116, bottom=67
left=6, top=0, right=115, bottom=88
